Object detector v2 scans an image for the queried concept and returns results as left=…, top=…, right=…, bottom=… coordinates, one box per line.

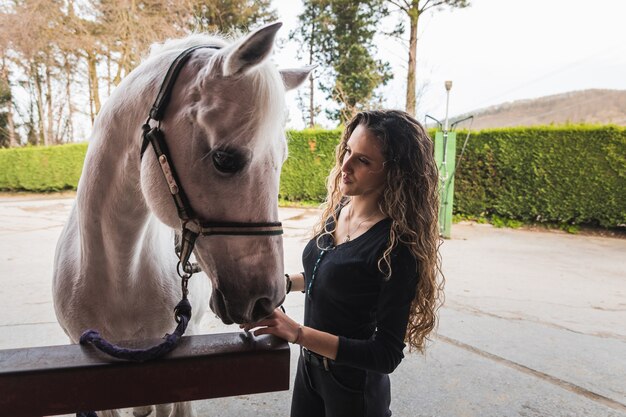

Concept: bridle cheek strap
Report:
left=142, top=125, right=194, bottom=221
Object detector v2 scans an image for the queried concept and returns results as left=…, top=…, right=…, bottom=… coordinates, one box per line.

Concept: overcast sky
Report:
left=272, top=0, right=626, bottom=129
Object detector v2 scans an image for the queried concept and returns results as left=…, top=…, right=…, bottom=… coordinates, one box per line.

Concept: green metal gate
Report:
left=434, top=131, right=456, bottom=239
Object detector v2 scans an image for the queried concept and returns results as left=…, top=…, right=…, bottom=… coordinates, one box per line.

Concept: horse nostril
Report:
left=214, top=288, right=226, bottom=306
left=212, top=288, right=234, bottom=324
left=251, top=297, right=274, bottom=321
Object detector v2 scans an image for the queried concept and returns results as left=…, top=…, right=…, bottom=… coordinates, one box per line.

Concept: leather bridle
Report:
left=139, top=45, right=283, bottom=295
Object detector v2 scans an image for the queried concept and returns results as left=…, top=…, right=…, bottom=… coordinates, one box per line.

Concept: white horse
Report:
left=53, top=22, right=312, bottom=417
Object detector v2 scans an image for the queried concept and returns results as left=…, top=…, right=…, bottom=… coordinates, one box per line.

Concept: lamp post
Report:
left=444, top=80, right=452, bottom=133
left=442, top=80, right=453, bottom=165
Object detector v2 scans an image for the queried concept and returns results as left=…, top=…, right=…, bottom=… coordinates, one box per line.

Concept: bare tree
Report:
left=1, top=0, right=75, bottom=145
left=61, top=0, right=96, bottom=128
left=186, top=0, right=276, bottom=33
left=83, top=0, right=277, bottom=121
left=0, top=0, right=279, bottom=145
left=0, top=56, right=18, bottom=147
left=5, top=1, right=47, bottom=145
left=0, top=9, right=18, bottom=147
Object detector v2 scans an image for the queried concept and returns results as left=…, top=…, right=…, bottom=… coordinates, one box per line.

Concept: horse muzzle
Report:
left=209, top=287, right=282, bottom=324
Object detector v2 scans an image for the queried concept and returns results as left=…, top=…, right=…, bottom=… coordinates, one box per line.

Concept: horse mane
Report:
left=148, top=33, right=229, bottom=58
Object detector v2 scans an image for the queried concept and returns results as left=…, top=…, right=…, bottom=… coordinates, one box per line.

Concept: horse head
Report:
left=140, top=23, right=313, bottom=324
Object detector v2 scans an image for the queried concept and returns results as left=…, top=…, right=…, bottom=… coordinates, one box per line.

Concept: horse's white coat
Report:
left=52, top=23, right=312, bottom=417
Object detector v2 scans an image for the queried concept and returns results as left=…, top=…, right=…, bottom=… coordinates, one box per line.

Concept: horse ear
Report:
left=223, top=22, right=282, bottom=77
left=280, top=65, right=317, bottom=91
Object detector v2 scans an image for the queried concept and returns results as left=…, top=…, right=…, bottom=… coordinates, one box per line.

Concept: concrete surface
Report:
left=0, top=195, right=624, bottom=417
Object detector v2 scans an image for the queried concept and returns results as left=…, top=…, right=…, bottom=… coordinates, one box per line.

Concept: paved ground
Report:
left=0, top=195, right=625, bottom=417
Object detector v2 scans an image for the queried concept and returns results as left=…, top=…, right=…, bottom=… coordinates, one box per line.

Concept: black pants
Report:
left=291, top=352, right=392, bottom=417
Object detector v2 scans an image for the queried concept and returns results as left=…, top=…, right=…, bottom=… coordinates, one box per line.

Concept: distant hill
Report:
left=450, top=89, right=626, bottom=130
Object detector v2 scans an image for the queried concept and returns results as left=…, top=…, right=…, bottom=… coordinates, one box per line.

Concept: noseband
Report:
left=139, top=45, right=283, bottom=288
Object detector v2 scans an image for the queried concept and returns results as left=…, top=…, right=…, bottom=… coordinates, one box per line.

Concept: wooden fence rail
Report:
left=0, top=333, right=290, bottom=417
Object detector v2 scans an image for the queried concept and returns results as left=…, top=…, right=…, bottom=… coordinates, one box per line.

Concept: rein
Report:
left=79, top=45, right=283, bottom=366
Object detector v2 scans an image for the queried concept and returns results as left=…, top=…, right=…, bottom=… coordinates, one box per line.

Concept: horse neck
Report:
left=76, top=92, right=165, bottom=281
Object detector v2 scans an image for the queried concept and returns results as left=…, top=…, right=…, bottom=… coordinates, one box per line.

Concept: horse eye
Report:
left=212, top=150, right=241, bottom=173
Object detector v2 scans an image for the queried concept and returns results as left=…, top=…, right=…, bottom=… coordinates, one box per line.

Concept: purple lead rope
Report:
left=75, top=298, right=191, bottom=416
left=78, top=298, right=191, bottom=362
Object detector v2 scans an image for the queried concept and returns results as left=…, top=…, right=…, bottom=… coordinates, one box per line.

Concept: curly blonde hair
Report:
left=312, top=110, right=444, bottom=352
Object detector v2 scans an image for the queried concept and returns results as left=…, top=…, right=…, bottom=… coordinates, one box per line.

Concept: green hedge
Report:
left=1, top=126, right=624, bottom=228
left=281, top=129, right=343, bottom=201
left=0, top=143, right=87, bottom=191
left=280, top=125, right=626, bottom=228
left=452, top=126, right=626, bottom=228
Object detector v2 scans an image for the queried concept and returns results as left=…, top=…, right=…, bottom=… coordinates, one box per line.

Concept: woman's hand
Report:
left=240, top=308, right=302, bottom=344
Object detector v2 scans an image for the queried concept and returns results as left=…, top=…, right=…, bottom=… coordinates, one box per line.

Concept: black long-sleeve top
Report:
left=302, top=217, right=419, bottom=374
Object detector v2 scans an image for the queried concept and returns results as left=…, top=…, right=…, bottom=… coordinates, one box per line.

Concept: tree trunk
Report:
left=113, top=48, right=127, bottom=86
left=309, top=75, right=315, bottom=128
left=308, top=14, right=316, bottom=128
left=45, top=63, right=54, bottom=145
left=87, top=52, right=100, bottom=123
left=113, top=2, right=135, bottom=85
left=88, top=66, right=94, bottom=124
left=405, top=2, right=420, bottom=117
left=7, top=103, right=16, bottom=147
left=32, top=62, right=45, bottom=146
left=65, top=57, right=74, bottom=142
left=0, top=60, right=17, bottom=146
left=107, top=52, right=112, bottom=95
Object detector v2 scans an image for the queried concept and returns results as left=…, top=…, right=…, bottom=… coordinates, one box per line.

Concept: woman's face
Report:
left=339, top=124, right=387, bottom=198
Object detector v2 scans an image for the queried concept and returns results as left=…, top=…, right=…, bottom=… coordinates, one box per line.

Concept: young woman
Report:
left=242, top=110, right=443, bottom=417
